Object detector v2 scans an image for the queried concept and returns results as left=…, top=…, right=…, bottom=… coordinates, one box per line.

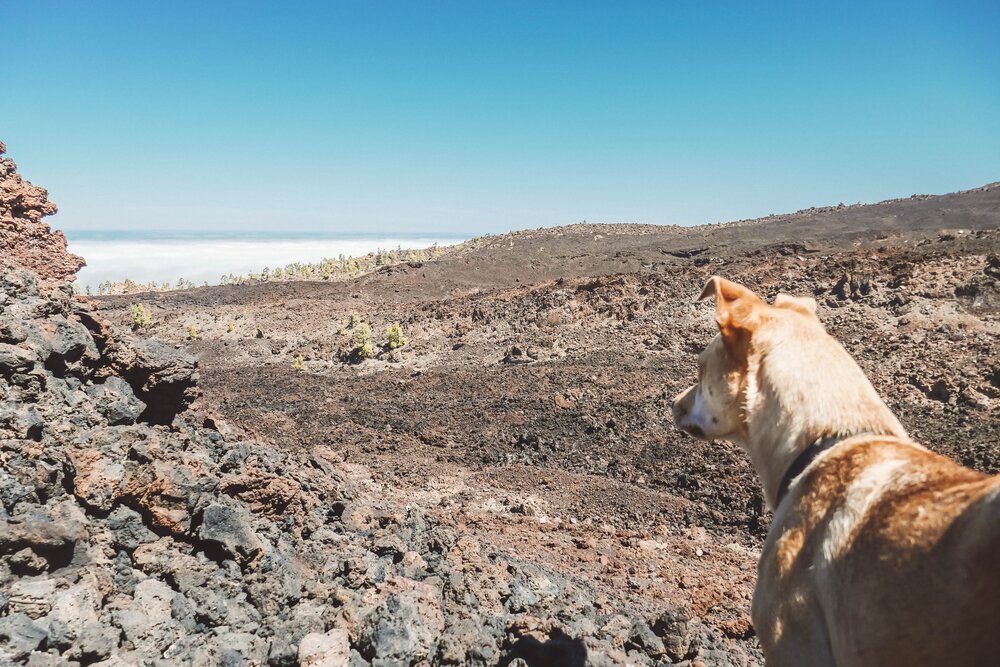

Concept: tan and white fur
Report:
left=672, top=276, right=1000, bottom=667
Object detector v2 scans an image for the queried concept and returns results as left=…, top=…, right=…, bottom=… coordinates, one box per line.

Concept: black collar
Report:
left=775, top=432, right=872, bottom=507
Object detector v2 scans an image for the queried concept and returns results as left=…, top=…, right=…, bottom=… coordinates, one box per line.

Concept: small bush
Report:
left=351, top=321, right=373, bottom=360
left=227, top=320, right=235, bottom=334
left=293, top=354, right=305, bottom=370
left=187, top=325, right=198, bottom=340
left=386, top=322, right=408, bottom=349
left=130, top=303, right=153, bottom=329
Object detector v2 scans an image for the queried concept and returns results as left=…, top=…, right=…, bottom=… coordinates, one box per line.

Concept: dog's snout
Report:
left=672, top=385, right=707, bottom=440
left=672, top=385, right=695, bottom=421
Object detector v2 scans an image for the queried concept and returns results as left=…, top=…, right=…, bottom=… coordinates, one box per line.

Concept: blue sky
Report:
left=3, top=1, right=999, bottom=235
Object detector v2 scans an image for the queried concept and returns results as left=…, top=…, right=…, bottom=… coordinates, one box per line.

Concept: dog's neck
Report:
left=741, top=342, right=909, bottom=510
left=774, top=432, right=871, bottom=507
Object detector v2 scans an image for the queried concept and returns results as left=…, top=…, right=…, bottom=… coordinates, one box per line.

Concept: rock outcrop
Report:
left=0, top=141, right=84, bottom=291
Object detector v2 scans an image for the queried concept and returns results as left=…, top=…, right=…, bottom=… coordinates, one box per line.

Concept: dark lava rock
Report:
left=85, top=376, right=146, bottom=425
left=107, top=505, right=157, bottom=551
left=198, top=503, right=263, bottom=564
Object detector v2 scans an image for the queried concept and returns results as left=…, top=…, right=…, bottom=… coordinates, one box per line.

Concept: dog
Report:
left=672, top=276, right=1000, bottom=666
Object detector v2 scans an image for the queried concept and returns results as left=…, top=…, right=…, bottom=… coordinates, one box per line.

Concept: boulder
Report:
left=41, top=579, right=118, bottom=660
left=106, top=506, right=157, bottom=551
left=356, top=581, right=444, bottom=666
left=69, top=449, right=127, bottom=512
left=120, top=456, right=205, bottom=535
left=91, top=333, right=199, bottom=425
left=49, top=315, right=99, bottom=369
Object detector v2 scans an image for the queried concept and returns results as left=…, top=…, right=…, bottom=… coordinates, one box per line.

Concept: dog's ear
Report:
left=773, top=294, right=818, bottom=318
left=698, top=276, right=764, bottom=348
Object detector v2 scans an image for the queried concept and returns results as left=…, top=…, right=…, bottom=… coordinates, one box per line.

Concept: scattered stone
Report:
left=2, top=139, right=997, bottom=667
left=652, top=605, right=694, bottom=661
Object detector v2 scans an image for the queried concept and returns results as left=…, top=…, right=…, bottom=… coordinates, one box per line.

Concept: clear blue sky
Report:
left=3, top=1, right=999, bottom=235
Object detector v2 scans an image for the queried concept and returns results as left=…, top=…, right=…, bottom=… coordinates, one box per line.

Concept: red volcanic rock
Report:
left=0, top=139, right=85, bottom=290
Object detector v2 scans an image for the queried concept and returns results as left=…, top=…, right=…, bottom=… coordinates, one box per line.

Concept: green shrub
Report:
left=386, top=322, right=408, bottom=349
left=351, top=321, right=373, bottom=360
left=130, top=303, right=153, bottom=329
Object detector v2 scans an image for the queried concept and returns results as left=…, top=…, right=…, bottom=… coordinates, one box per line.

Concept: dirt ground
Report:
left=96, top=183, right=1000, bottom=660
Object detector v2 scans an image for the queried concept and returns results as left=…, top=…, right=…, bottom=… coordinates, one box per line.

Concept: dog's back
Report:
left=756, top=436, right=1000, bottom=667
left=674, top=277, right=999, bottom=666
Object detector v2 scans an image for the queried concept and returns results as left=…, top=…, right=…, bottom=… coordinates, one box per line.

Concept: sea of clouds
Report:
left=67, top=233, right=468, bottom=291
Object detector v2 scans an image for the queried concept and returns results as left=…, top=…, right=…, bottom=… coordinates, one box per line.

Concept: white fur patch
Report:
left=821, top=458, right=908, bottom=563
left=688, top=389, right=712, bottom=431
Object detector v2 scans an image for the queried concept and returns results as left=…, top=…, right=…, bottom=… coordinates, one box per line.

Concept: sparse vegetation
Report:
left=386, top=322, right=408, bottom=350
left=130, top=303, right=153, bottom=329
left=227, top=320, right=235, bottom=334
left=293, top=354, right=305, bottom=370
left=187, top=325, right=198, bottom=340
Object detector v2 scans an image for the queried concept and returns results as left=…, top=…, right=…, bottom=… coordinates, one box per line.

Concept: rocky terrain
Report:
left=2, top=138, right=999, bottom=666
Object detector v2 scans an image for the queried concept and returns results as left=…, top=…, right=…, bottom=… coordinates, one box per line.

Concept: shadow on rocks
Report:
left=502, top=628, right=587, bottom=667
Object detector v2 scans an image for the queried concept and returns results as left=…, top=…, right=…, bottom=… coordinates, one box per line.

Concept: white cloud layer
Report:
left=69, top=236, right=467, bottom=290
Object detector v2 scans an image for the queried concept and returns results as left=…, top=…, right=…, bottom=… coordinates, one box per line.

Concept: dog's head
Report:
left=672, top=276, right=908, bottom=507
left=671, top=276, right=818, bottom=445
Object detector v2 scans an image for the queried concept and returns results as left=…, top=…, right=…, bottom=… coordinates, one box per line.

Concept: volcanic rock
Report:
left=0, top=141, right=84, bottom=290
